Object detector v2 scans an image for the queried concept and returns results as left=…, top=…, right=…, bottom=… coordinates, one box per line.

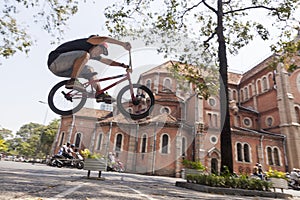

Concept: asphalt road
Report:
left=1, top=161, right=300, bottom=200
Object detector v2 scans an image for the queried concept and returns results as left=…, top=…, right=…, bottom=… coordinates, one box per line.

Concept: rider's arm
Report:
left=100, top=57, right=128, bottom=68
left=87, top=36, right=131, bottom=51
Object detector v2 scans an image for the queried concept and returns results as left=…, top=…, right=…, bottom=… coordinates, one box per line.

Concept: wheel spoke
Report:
left=117, top=84, right=155, bottom=120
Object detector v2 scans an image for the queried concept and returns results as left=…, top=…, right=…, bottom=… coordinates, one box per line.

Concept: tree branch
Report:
left=179, top=1, right=203, bottom=28
left=223, top=0, right=232, bottom=4
left=128, top=0, right=143, bottom=17
left=202, top=0, right=218, bottom=14
left=224, top=5, right=282, bottom=20
left=203, top=30, right=217, bottom=50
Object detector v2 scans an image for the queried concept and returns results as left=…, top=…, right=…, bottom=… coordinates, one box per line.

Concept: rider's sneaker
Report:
left=65, top=78, right=85, bottom=91
left=95, top=92, right=115, bottom=103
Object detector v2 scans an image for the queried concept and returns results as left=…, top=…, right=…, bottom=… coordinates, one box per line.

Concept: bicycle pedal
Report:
left=104, top=99, right=113, bottom=104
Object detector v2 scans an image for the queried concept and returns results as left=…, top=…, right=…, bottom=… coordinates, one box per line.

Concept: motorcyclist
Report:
left=74, top=148, right=83, bottom=160
left=290, top=168, right=300, bottom=187
left=68, top=144, right=75, bottom=159
left=253, top=163, right=264, bottom=180
left=107, top=152, right=116, bottom=170
left=62, top=143, right=73, bottom=159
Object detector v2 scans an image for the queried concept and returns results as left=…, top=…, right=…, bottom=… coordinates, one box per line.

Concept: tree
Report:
left=15, top=122, right=42, bottom=141
left=0, top=139, right=8, bottom=152
left=6, top=120, right=59, bottom=158
left=104, top=0, right=300, bottom=173
left=0, top=127, right=13, bottom=140
left=39, top=119, right=60, bottom=157
left=1, top=0, right=80, bottom=59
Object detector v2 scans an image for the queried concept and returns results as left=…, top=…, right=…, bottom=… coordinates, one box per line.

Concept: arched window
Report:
left=248, top=84, right=252, bottom=97
left=162, top=134, right=169, bottom=154
left=295, top=107, right=300, bottom=124
left=228, top=89, right=232, bottom=100
left=211, top=158, right=218, bottom=174
left=237, top=143, right=243, bottom=162
left=59, top=132, right=65, bottom=147
left=236, top=142, right=251, bottom=162
left=240, top=89, right=244, bottom=101
left=75, top=132, right=81, bottom=148
left=268, top=73, right=273, bottom=89
left=274, top=148, right=280, bottom=166
left=115, top=134, right=123, bottom=152
left=262, top=76, right=268, bottom=91
left=141, top=134, right=147, bottom=153
left=213, top=114, right=218, bottom=127
left=97, top=133, right=103, bottom=150
left=244, top=144, right=250, bottom=162
left=267, top=147, right=273, bottom=165
left=182, top=137, right=186, bottom=156
left=146, top=79, right=151, bottom=89
left=163, top=78, right=172, bottom=91
left=256, top=79, right=262, bottom=94
left=232, top=90, right=237, bottom=101
left=244, top=87, right=248, bottom=100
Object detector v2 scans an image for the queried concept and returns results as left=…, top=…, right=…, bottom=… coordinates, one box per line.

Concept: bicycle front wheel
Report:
left=117, top=84, right=155, bottom=120
left=48, top=80, right=87, bottom=116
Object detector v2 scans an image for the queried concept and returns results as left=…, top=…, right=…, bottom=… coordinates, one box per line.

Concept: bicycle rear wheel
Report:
left=48, top=80, right=87, bottom=116
left=117, top=84, right=155, bottom=120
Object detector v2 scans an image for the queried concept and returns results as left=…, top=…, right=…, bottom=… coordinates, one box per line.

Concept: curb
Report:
left=175, top=181, right=293, bottom=199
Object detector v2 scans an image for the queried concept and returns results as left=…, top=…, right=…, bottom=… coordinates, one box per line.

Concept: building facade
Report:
left=51, top=56, right=300, bottom=177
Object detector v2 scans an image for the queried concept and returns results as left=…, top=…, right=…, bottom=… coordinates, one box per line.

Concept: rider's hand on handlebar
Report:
left=121, top=63, right=132, bottom=73
left=120, top=63, right=130, bottom=69
left=126, top=68, right=132, bottom=73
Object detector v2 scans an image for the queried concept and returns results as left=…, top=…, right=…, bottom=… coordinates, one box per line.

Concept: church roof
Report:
left=228, top=71, right=243, bottom=85
left=139, top=61, right=177, bottom=76
left=74, top=107, right=112, bottom=119
left=98, top=112, right=178, bottom=125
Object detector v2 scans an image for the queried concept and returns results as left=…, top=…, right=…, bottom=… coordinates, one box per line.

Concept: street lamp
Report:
left=36, top=100, right=49, bottom=162
left=38, top=101, right=48, bottom=125
left=196, top=122, right=205, bottom=164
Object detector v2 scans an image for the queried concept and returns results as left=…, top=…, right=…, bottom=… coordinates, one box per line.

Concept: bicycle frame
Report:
left=84, top=69, right=134, bottom=98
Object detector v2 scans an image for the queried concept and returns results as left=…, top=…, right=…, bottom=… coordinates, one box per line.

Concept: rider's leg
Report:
left=65, top=52, right=90, bottom=90
left=86, top=67, right=101, bottom=92
left=71, top=52, right=90, bottom=78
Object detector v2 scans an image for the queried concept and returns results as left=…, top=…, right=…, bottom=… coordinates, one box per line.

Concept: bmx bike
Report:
left=47, top=51, right=155, bottom=120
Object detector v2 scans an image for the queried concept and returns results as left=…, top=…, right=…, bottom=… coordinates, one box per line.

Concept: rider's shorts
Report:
left=49, top=50, right=93, bottom=79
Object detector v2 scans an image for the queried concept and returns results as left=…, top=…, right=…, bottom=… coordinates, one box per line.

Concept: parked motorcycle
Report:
left=49, top=154, right=84, bottom=169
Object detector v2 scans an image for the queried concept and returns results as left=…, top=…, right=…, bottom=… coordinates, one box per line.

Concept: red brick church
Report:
left=50, top=54, right=300, bottom=177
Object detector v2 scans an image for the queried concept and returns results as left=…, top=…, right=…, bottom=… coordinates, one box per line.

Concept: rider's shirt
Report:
left=47, top=38, right=94, bottom=67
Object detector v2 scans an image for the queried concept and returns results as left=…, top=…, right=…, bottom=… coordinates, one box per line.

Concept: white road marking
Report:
left=52, top=184, right=83, bottom=198
left=124, top=185, right=158, bottom=200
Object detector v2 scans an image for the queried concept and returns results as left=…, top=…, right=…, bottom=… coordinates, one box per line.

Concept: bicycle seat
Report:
left=81, top=72, right=98, bottom=79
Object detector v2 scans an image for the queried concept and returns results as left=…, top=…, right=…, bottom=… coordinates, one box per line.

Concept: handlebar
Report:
left=127, top=50, right=133, bottom=73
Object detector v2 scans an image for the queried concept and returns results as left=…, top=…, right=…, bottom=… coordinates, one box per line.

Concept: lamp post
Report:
left=38, top=101, right=48, bottom=125
left=37, top=100, right=49, bottom=162
left=196, top=122, right=205, bottom=164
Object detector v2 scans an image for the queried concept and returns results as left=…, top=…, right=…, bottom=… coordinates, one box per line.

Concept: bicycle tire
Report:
left=48, top=80, right=87, bottom=116
left=117, top=84, right=155, bottom=120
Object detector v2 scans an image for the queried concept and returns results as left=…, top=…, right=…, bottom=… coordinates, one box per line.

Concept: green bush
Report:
left=186, top=173, right=271, bottom=191
left=182, top=159, right=206, bottom=170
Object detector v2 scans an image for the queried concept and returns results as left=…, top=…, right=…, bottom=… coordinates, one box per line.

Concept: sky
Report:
left=0, top=1, right=276, bottom=134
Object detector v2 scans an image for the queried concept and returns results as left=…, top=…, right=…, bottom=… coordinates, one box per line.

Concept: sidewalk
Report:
left=280, top=188, right=300, bottom=199
left=176, top=181, right=300, bottom=199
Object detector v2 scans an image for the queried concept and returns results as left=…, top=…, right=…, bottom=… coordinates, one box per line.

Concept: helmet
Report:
left=71, top=144, right=75, bottom=147
left=99, top=42, right=108, bottom=56
left=100, top=42, right=108, bottom=48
